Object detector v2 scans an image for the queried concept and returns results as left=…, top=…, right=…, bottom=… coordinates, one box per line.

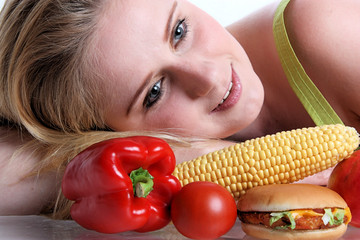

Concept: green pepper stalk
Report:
left=130, top=168, right=154, bottom=198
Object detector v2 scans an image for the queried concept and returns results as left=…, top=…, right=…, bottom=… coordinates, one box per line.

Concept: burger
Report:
left=237, top=184, right=351, bottom=240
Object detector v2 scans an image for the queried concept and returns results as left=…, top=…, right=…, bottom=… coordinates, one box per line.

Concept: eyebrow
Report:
left=165, top=1, right=178, bottom=42
left=126, top=1, right=178, bottom=115
left=126, top=72, right=152, bottom=115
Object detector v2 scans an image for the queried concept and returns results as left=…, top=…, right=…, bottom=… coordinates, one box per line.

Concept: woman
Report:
left=0, top=0, right=359, bottom=218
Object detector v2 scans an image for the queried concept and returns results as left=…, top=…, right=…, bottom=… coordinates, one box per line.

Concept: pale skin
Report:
left=1, top=0, right=360, bottom=215
left=0, top=128, right=59, bottom=215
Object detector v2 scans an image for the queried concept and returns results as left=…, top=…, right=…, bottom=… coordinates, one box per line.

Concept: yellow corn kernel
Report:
left=173, top=124, right=359, bottom=199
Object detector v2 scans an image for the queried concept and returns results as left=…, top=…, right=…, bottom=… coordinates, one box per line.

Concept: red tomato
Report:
left=328, top=150, right=360, bottom=227
left=171, top=181, right=237, bottom=240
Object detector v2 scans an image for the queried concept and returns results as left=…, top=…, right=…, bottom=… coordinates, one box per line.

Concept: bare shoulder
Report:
left=285, top=0, right=360, bottom=38
left=284, top=0, right=360, bottom=75
left=285, top=0, right=360, bottom=127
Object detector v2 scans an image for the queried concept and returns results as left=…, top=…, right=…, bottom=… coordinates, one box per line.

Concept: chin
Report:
left=235, top=102, right=264, bottom=134
left=218, top=119, right=256, bottom=139
left=221, top=107, right=264, bottom=140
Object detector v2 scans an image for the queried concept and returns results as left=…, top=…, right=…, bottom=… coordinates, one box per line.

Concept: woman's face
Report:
left=95, top=0, right=264, bottom=138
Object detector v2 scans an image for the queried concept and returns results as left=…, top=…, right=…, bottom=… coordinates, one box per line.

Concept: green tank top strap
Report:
left=273, top=0, right=343, bottom=126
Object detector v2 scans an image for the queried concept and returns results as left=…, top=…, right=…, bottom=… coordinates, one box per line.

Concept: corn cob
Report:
left=173, top=124, right=359, bottom=199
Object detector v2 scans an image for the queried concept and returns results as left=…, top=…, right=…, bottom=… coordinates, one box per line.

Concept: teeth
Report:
left=219, top=81, right=233, bottom=105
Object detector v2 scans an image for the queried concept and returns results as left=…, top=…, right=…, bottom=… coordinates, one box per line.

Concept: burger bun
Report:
left=238, top=184, right=348, bottom=212
left=241, top=222, right=347, bottom=240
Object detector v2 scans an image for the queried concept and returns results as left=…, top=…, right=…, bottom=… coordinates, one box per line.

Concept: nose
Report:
left=168, top=57, right=218, bottom=98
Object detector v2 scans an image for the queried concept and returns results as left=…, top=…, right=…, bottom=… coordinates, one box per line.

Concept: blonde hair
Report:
left=0, top=0, right=190, bottom=219
left=0, top=0, right=108, bottom=135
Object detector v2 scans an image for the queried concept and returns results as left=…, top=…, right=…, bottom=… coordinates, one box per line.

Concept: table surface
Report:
left=0, top=215, right=359, bottom=240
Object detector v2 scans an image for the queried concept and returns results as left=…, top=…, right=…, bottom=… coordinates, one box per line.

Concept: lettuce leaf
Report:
left=322, top=209, right=332, bottom=225
left=322, top=208, right=345, bottom=226
left=334, top=209, right=345, bottom=225
left=323, top=208, right=335, bottom=225
left=270, top=212, right=296, bottom=230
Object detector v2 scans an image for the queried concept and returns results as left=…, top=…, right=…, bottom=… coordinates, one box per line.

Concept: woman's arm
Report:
left=0, top=128, right=59, bottom=215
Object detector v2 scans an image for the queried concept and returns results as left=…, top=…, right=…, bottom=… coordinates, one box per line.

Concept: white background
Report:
left=189, top=0, right=270, bottom=26
left=0, top=0, right=270, bottom=26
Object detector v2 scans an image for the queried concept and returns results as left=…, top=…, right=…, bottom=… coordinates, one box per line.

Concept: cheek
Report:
left=193, top=12, right=232, bottom=48
left=146, top=102, right=201, bottom=132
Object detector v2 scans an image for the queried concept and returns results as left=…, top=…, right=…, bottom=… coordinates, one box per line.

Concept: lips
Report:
left=219, top=81, right=233, bottom=105
left=212, top=67, right=241, bottom=112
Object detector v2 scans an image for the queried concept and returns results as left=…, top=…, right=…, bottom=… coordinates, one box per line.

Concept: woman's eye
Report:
left=173, top=19, right=187, bottom=46
left=144, top=80, right=163, bottom=109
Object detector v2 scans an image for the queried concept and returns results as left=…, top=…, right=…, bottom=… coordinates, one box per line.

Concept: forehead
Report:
left=95, top=0, right=175, bottom=76
left=98, top=0, right=175, bottom=49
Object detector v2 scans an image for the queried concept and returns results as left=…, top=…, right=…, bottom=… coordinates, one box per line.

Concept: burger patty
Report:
left=238, top=209, right=348, bottom=230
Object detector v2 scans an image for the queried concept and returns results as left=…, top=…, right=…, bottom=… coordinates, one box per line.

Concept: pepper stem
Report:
left=130, top=167, right=154, bottom=198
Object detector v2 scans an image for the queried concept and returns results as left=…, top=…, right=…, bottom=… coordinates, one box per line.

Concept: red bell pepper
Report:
left=61, top=136, right=181, bottom=234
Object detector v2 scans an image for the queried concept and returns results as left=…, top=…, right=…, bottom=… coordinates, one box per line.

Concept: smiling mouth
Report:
left=218, top=81, right=233, bottom=106
left=212, top=67, right=241, bottom=112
